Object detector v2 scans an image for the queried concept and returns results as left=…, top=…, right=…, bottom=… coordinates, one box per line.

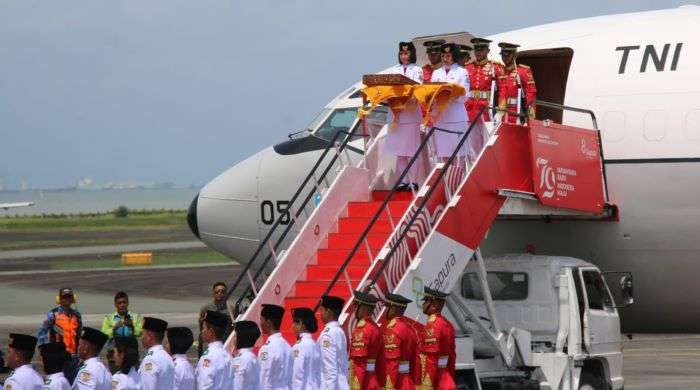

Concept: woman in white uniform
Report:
left=111, top=337, right=142, bottom=390
left=382, top=41, right=423, bottom=188
left=430, top=43, right=470, bottom=162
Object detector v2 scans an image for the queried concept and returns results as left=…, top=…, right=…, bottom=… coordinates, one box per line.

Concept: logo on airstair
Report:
left=580, top=139, right=598, bottom=159
left=536, top=158, right=556, bottom=199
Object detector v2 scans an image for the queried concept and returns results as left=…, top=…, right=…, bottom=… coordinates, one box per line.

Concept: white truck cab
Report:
left=446, top=254, right=633, bottom=390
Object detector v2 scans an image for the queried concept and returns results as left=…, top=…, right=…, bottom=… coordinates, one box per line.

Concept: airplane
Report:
left=0, top=202, right=35, bottom=211
left=187, top=5, right=700, bottom=333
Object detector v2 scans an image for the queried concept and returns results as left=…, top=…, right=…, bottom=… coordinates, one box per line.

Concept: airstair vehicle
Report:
left=220, top=77, right=632, bottom=389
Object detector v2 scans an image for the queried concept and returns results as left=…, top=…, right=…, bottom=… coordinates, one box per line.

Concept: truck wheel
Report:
left=579, top=369, right=606, bottom=390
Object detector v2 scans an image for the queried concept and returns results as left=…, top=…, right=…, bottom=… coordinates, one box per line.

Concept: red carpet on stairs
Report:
left=279, top=190, right=413, bottom=344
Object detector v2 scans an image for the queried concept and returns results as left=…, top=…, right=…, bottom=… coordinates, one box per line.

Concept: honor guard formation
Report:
left=1, top=37, right=536, bottom=390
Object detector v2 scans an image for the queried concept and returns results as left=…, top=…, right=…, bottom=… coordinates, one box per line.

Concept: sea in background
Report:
left=0, top=188, right=200, bottom=216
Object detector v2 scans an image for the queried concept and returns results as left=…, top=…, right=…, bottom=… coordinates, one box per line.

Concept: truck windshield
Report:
left=313, top=108, right=359, bottom=141
left=461, top=272, right=529, bottom=301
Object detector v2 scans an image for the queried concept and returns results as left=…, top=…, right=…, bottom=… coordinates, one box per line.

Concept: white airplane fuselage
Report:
left=190, top=6, right=700, bottom=332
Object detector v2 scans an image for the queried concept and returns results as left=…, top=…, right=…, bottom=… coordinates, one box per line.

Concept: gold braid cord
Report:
left=349, top=360, right=361, bottom=390
left=419, top=353, right=433, bottom=390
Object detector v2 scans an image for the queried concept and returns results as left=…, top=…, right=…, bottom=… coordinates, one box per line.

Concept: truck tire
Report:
left=579, top=368, right=606, bottom=390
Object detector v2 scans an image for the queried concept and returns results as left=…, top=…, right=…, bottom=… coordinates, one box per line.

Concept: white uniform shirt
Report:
left=231, top=348, right=259, bottom=390
left=318, top=321, right=349, bottom=390
left=195, top=341, right=233, bottom=390
left=110, top=367, right=142, bottom=390
left=2, top=364, right=44, bottom=390
left=259, top=332, right=293, bottom=390
left=172, top=354, right=194, bottom=390
left=73, top=357, right=112, bottom=390
left=291, top=333, right=321, bottom=390
left=430, top=63, right=470, bottom=123
left=138, top=345, right=174, bottom=390
left=44, top=372, right=71, bottom=390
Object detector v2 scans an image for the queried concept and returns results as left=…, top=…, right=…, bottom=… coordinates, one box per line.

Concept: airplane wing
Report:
left=0, top=202, right=35, bottom=210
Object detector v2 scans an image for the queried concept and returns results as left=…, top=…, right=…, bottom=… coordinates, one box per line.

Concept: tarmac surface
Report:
left=1, top=263, right=699, bottom=388
left=0, top=240, right=205, bottom=260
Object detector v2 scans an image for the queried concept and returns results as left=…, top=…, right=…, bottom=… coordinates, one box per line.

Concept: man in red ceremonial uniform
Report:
left=349, top=290, right=382, bottom=390
left=379, top=292, right=421, bottom=390
left=419, top=287, right=456, bottom=390
left=497, top=42, right=537, bottom=124
left=465, top=37, right=503, bottom=123
left=422, top=39, right=445, bottom=82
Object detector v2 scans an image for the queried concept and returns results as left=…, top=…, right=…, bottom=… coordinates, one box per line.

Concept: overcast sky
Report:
left=0, top=0, right=686, bottom=189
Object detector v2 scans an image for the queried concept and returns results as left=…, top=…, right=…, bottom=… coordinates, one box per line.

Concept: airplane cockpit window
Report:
left=313, top=108, right=359, bottom=141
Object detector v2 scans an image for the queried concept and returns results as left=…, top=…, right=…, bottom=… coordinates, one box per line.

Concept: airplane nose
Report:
left=187, top=194, right=200, bottom=239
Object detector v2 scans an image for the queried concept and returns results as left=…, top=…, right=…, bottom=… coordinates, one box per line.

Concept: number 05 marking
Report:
left=260, top=200, right=291, bottom=225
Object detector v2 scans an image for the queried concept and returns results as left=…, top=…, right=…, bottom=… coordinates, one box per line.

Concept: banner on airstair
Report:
left=528, top=121, right=605, bottom=214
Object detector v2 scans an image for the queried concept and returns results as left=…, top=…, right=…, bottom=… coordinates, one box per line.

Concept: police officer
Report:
left=110, top=337, right=141, bottom=390
left=196, top=310, right=233, bottom=389
left=430, top=43, right=470, bottom=162
left=422, top=39, right=445, bottom=82
left=231, top=320, right=261, bottom=390
left=39, top=342, right=71, bottom=390
left=348, top=291, right=381, bottom=390
left=379, top=293, right=421, bottom=390
left=419, top=287, right=456, bottom=390
left=497, top=42, right=537, bottom=124
left=259, top=304, right=293, bottom=389
left=74, top=327, right=111, bottom=390
left=139, top=317, right=174, bottom=390
left=291, top=308, right=320, bottom=390
left=3, top=333, right=43, bottom=389
left=318, top=295, right=348, bottom=390
left=166, top=327, right=195, bottom=390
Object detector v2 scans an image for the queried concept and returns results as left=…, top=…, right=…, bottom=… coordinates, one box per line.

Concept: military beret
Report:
left=423, top=286, right=449, bottom=300
left=353, top=290, right=379, bottom=306
left=384, top=292, right=412, bottom=307
left=80, top=327, right=109, bottom=349
left=114, top=336, right=139, bottom=350
left=260, top=304, right=285, bottom=322
left=292, top=307, right=318, bottom=333
left=203, top=310, right=230, bottom=329
left=471, top=37, right=492, bottom=49
left=38, top=341, right=67, bottom=356
left=9, top=333, right=37, bottom=351
left=143, top=317, right=168, bottom=334
left=321, top=295, right=345, bottom=313
left=498, top=42, right=520, bottom=54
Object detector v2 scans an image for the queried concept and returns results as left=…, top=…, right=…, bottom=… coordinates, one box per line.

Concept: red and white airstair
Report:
left=223, top=103, right=611, bottom=349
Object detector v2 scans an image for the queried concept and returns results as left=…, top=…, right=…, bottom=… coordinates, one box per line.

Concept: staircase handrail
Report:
left=312, top=105, right=488, bottom=311
left=224, top=126, right=363, bottom=308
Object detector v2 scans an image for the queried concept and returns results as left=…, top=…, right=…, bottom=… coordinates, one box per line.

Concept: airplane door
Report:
left=577, top=267, right=622, bottom=355
left=517, top=48, right=574, bottom=124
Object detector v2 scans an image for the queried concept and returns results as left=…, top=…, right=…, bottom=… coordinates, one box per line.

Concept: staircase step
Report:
left=372, top=190, right=414, bottom=202
left=294, top=280, right=359, bottom=297
left=338, top=217, right=394, bottom=234
left=347, top=201, right=411, bottom=218
left=306, top=265, right=367, bottom=280
left=317, top=249, right=371, bottom=265
left=327, top=232, right=387, bottom=249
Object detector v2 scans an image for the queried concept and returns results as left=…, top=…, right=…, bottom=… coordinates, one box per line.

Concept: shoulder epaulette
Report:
left=518, top=64, right=531, bottom=69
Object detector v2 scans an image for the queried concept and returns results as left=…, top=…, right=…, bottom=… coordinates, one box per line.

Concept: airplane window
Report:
left=461, top=272, right=528, bottom=301
left=307, top=108, right=333, bottom=133
left=314, top=108, right=360, bottom=141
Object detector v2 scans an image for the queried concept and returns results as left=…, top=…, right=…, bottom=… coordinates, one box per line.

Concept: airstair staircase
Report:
left=223, top=101, right=611, bottom=351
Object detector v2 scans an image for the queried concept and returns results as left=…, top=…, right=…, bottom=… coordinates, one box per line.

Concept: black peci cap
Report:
left=203, top=310, right=230, bottom=329
left=384, top=292, right=412, bottom=307
left=39, top=341, right=67, bottom=356
left=80, top=327, right=109, bottom=350
left=260, top=304, right=285, bottom=322
left=9, top=333, right=38, bottom=351
left=321, top=295, right=345, bottom=313
left=353, top=290, right=379, bottom=306
left=166, top=327, right=193, bottom=342
left=143, top=317, right=169, bottom=334
left=234, top=320, right=261, bottom=349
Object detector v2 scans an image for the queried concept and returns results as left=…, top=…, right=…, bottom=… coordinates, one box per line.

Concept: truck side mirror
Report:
left=602, top=271, right=634, bottom=308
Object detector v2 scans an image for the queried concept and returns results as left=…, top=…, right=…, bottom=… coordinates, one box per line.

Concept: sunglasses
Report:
left=214, top=289, right=226, bottom=294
